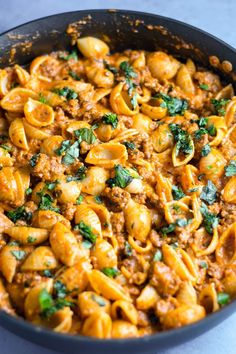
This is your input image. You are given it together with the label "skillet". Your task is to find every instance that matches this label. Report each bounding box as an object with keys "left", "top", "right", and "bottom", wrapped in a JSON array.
[{"left": 0, "top": 9, "right": 236, "bottom": 354}]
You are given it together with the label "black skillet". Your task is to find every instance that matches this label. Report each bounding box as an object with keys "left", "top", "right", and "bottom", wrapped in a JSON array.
[{"left": 0, "top": 9, "right": 236, "bottom": 354}]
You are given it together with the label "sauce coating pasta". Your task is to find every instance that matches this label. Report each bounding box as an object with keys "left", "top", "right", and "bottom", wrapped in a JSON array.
[{"left": 0, "top": 35, "right": 235, "bottom": 338}]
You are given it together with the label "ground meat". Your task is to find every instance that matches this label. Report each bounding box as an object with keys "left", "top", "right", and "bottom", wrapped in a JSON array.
[
  {"left": 208, "top": 202, "right": 221, "bottom": 215},
  {"left": 137, "top": 310, "right": 150, "bottom": 327},
  {"left": 110, "top": 212, "right": 125, "bottom": 235},
  {"left": 220, "top": 139, "right": 236, "bottom": 161},
  {"left": 194, "top": 71, "right": 221, "bottom": 93},
  {"left": 150, "top": 261, "right": 180, "bottom": 296},
  {"left": 14, "top": 272, "right": 42, "bottom": 288},
  {"left": 80, "top": 141, "right": 91, "bottom": 155},
  {"left": 155, "top": 297, "right": 178, "bottom": 319},
  {"left": 24, "top": 201, "right": 38, "bottom": 214},
  {"left": 32, "top": 154, "right": 66, "bottom": 181},
  {"left": 132, "top": 193, "right": 147, "bottom": 204},
  {"left": 142, "top": 139, "right": 153, "bottom": 159},
  {"left": 102, "top": 187, "right": 130, "bottom": 212},
  {"left": 220, "top": 202, "right": 236, "bottom": 230},
  {"left": 149, "top": 230, "right": 163, "bottom": 248},
  {"left": 193, "top": 133, "right": 209, "bottom": 160},
  {"left": 62, "top": 202, "right": 76, "bottom": 221},
  {"left": 118, "top": 116, "right": 133, "bottom": 129},
  {"left": 61, "top": 99, "right": 80, "bottom": 118}
]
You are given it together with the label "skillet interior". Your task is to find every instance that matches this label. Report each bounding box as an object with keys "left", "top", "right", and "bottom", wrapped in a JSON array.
[{"left": 0, "top": 9, "right": 236, "bottom": 354}]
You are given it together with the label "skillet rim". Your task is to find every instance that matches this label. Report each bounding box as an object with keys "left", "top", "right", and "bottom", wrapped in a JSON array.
[{"left": 0, "top": 8, "right": 236, "bottom": 350}]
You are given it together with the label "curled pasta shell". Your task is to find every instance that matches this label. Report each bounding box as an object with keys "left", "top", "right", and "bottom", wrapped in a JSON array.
[
  {"left": 32, "top": 210, "right": 71, "bottom": 230},
  {"left": 110, "top": 82, "right": 139, "bottom": 116},
  {"left": 86, "top": 64, "right": 114, "bottom": 88},
  {"left": 156, "top": 173, "right": 173, "bottom": 205},
  {"left": 21, "top": 246, "right": 59, "bottom": 271},
  {"left": 132, "top": 113, "right": 153, "bottom": 134},
  {"left": 24, "top": 98, "right": 55, "bottom": 127},
  {"left": 82, "top": 311, "right": 112, "bottom": 338},
  {"left": 223, "top": 176, "right": 236, "bottom": 203},
  {"left": 0, "top": 147, "right": 13, "bottom": 167},
  {"left": 50, "top": 222, "right": 86, "bottom": 266},
  {"left": 192, "top": 227, "right": 218, "bottom": 257},
  {"left": 51, "top": 307, "right": 73, "bottom": 333},
  {"left": 136, "top": 285, "right": 159, "bottom": 310},
  {"left": 9, "top": 118, "right": 28, "bottom": 150},
  {"left": 14, "top": 167, "right": 30, "bottom": 206},
  {"left": 14, "top": 65, "right": 30, "bottom": 86},
  {"left": 141, "top": 100, "right": 167, "bottom": 120},
  {"left": 162, "top": 305, "right": 205, "bottom": 329},
  {"left": 0, "top": 69, "right": 9, "bottom": 97},
  {"left": 81, "top": 167, "right": 109, "bottom": 195},
  {"left": 62, "top": 121, "right": 91, "bottom": 139},
  {"left": 225, "top": 97, "right": 236, "bottom": 127},
  {"left": 30, "top": 55, "right": 60, "bottom": 80},
  {"left": 5, "top": 226, "right": 48, "bottom": 245},
  {"left": 111, "top": 320, "right": 139, "bottom": 338},
  {"left": 176, "top": 282, "right": 197, "bottom": 306},
  {"left": 147, "top": 51, "right": 180, "bottom": 81},
  {"left": 78, "top": 291, "right": 111, "bottom": 318},
  {"left": 57, "top": 260, "right": 91, "bottom": 293},
  {"left": 125, "top": 199, "right": 151, "bottom": 243},
  {"left": 111, "top": 300, "right": 138, "bottom": 325},
  {"left": 85, "top": 143, "right": 128, "bottom": 168},
  {"left": 88, "top": 269, "right": 131, "bottom": 302},
  {"left": 0, "top": 244, "right": 26, "bottom": 282},
  {"left": 199, "top": 148, "right": 226, "bottom": 183},
  {"left": 55, "top": 178, "right": 82, "bottom": 204},
  {"left": 75, "top": 204, "right": 102, "bottom": 237},
  {"left": 1, "top": 88, "right": 38, "bottom": 112},
  {"left": 216, "top": 222, "right": 236, "bottom": 265},
  {"left": 0, "top": 212, "right": 14, "bottom": 233},
  {"left": 176, "top": 64, "right": 195, "bottom": 95},
  {"left": 172, "top": 138, "right": 194, "bottom": 167},
  {"left": 90, "top": 239, "right": 117, "bottom": 269},
  {"left": 23, "top": 118, "right": 51, "bottom": 140},
  {"left": 77, "top": 37, "right": 110, "bottom": 58},
  {"left": 199, "top": 283, "right": 219, "bottom": 313},
  {"left": 151, "top": 123, "right": 173, "bottom": 152},
  {"left": 0, "top": 167, "right": 17, "bottom": 203},
  {"left": 40, "top": 135, "right": 64, "bottom": 156},
  {"left": 207, "top": 116, "right": 227, "bottom": 146},
  {"left": 0, "top": 278, "right": 15, "bottom": 314}
]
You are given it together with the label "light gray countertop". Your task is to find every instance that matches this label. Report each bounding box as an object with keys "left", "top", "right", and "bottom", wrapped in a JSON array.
[{"left": 0, "top": 1, "right": 235, "bottom": 353}]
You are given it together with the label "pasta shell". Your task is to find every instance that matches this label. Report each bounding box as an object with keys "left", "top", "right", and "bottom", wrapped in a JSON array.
[
  {"left": 14, "top": 65, "right": 30, "bottom": 86},
  {"left": 40, "top": 135, "right": 64, "bottom": 156},
  {"left": 82, "top": 311, "right": 112, "bottom": 338},
  {"left": 176, "top": 282, "right": 197, "bottom": 306},
  {"left": 111, "top": 320, "right": 139, "bottom": 338},
  {"left": 55, "top": 177, "right": 82, "bottom": 204},
  {"left": 1, "top": 88, "right": 37, "bottom": 112},
  {"left": 75, "top": 204, "right": 102, "bottom": 237},
  {"left": 0, "top": 69, "right": 9, "bottom": 97},
  {"left": 0, "top": 244, "right": 26, "bottom": 282},
  {"left": 124, "top": 199, "right": 151, "bottom": 243},
  {"left": 21, "top": 246, "right": 59, "bottom": 271},
  {"left": 51, "top": 307, "right": 73, "bottom": 333},
  {"left": 151, "top": 123, "right": 173, "bottom": 152},
  {"left": 216, "top": 222, "right": 236, "bottom": 265},
  {"left": 162, "top": 305, "right": 205, "bottom": 329},
  {"left": 132, "top": 113, "right": 153, "bottom": 134},
  {"left": 5, "top": 226, "right": 48, "bottom": 245},
  {"left": 62, "top": 121, "right": 91, "bottom": 139},
  {"left": 23, "top": 118, "right": 51, "bottom": 140},
  {"left": 199, "top": 148, "right": 226, "bottom": 183},
  {"left": 88, "top": 270, "right": 131, "bottom": 302},
  {"left": 78, "top": 291, "right": 111, "bottom": 318},
  {"left": 0, "top": 167, "right": 17, "bottom": 203},
  {"left": 32, "top": 210, "right": 71, "bottom": 230},
  {"left": 172, "top": 137, "right": 194, "bottom": 167},
  {"left": 30, "top": 55, "right": 60, "bottom": 80},
  {"left": 81, "top": 166, "right": 109, "bottom": 195},
  {"left": 0, "top": 147, "right": 13, "bottom": 167},
  {"left": 223, "top": 176, "right": 236, "bottom": 203},
  {"left": 111, "top": 300, "right": 138, "bottom": 325},
  {"left": 57, "top": 260, "right": 91, "bottom": 293},
  {"left": 225, "top": 97, "right": 236, "bottom": 127},
  {"left": 24, "top": 98, "right": 55, "bottom": 127},
  {"left": 141, "top": 100, "right": 167, "bottom": 120},
  {"left": 176, "top": 64, "right": 195, "bottom": 95},
  {"left": 110, "top": 82, "right": 139, "bottom": 116},
  {"left": 77, "top": 37, "right": 110, "bottom": 58},
  {"left": 136, "top": 285, "right": 159, "bottom": 310},
  {"left": 199, "top": 283, "right": 219, "bottom": 313},
  {"left": 147, "top": 51, "right": 180, "bottom": 81},
  {"left": 14, "top": 166, "right": 30, "bottom": 206},
  {"left": 86, "top": 64, "right": 114, "bottom": 88},
  {"left": 9, "top": 118, "right": 28, "bottom": 150},
  {"left": 90, "top": 239, "right": 117, "bottom": 269},
  {"left": 85, "top": 143, "right": 128, "bottom": 168}
]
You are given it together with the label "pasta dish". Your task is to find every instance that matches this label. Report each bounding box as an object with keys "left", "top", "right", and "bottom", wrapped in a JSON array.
[{"left": 0, "top": 36, "right": 235, "bottom": 338}]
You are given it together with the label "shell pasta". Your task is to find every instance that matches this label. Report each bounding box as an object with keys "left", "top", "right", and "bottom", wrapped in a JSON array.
[{"left": 0, "top": 34, "right": 236, "bottom": 338}]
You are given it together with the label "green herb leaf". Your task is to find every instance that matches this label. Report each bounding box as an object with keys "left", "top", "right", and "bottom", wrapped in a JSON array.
[
  {"left": 158, "top": 93, "right": 188, "bottom": 116},
  {"left": 0, "top": 144, "right": 12, "bottom": 151},
  {"left": 200, "top": 180, "right": 217, "bottom": 205},
  {"left": 10, "top": 250, "right": 26, "bottom": 260},
  {"left": 91, "top": 294, "right": 106, "bottom": 306},
  {"left": 101, "top": 267, "right": 119, "bottom": 278},
  {"left": 104, "top": 60, "right": 118, "bottom": 74},
  {"left": 37, "top": 192, "right": 60, "bottom": 213},
  {"left": 43, "top": 270, "right": 53, "bottom": 278},
  {"left": 45, "top": 180, "right": 59, "bottom": 191},
  {"left": 172, "top": 185, "right": 185, "bottom": 200},
  {"left": 59, "top": 50, "right": 78, "bottom": 61},
  {"left": 25, "top": 187, "right": 32, "bottom": 195},
  {"left": 76, "top": 195, "right": 84, "bottom": 205},
  {"left": 29, "top": 153, "right": 40, "bottom": 167},
  {"left": 39, "top": 289, "right": 73, "bottom": 319},
  {"left": 74, "top": 221, "right": 96, "bottom": 245},
  {"left": 211, "top": 98, "right": 230, "bottom": 116},
  {"left": 153, "top": 249, "right": 162, "bottom": 261},
  {"left": 27, "top": 236, "right": 36, "bottom": 243},
  {"left": 102, "top": 113, "right": 118, "bottom": 129},
  {"left": 54, "top": 280, "right": 67, "bottom": 299},
  {"left": 106, "top": 164, "right": 133, "bottom": 188},
  {"left": 124, "top": 241, "right": 132, "bottom": 257},
  {"left": 38, "top": 93, "right": 48, "bottom": 104},
  {"left": 74, "top": 128, "right": 96, "bottom": 145},
  {"left": 217, "top": 292, "right": 230, "bottom": 306},
  {"left": 7, "top": 206, "right": 32, "bottom": 223},
  {"left": 225, "top": 160, "right": 236, "bottom": 177},
  {"left": 52, "top": 87, "right": 78, "bottom": 100},
  {"left": 94, "top": 195, "right": 103, "bottom": 204},
  {"left": 199, "top": 84, "right": 209, "bottom": 90},
  {"left": 82, "top": 240, "right": 93, "bottom": 249},
  {"left": 122, "top": 141, "right": 136, "bottom": 150},
  {"left": 119, "top": 61, "right": 137, "bottom": 104},
  {"left": 55, "top": 140, "right": 80, "bottom": 166},
  {"left": 199, "top": 260, "right": 208, "bottom": 269},
  {"left": 120, "top": 61, "right": 137, "bottom": 79},
  {"left": 169, "top": 123, "right": 193, "bottom": 156},
  {"left": 200, "top": 202, "right": 219, "bottom": 234},
  {"left": 160, "top": 223, "right": 176, "bottom": 236},
  {"left": 201, "top": 144, "right": 211, "bottom": 157}
]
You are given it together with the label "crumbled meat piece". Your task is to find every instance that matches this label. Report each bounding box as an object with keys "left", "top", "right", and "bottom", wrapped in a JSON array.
[
  {"left": 102, "top": 187, "right": 130, "bottom": 212},
  {"left": 132, "top": 193, "right": 147, "bottom": 204},
  {"left": 137, "top": 310, "right": 150, "bottom": 327},
  {"left": 149, "top": 230, "right": 163, "bottom": 248},
  {"left": 61, "top": 99, "right": 80, "bottom": 118},
  {"left": 193, "top": 133, "right": 209, "bottom": 160},
  {"left": 62, "top": 202, "right": 76, "bottom": 221},
  {"left": 110, "top": 212, "right": 125, "bottom": 234},
  {"left": 155, "top": 297, "right": 179, "bottom": 319},
  {"left": 31, "top": 154, "right": 66, "bottom": 181},
  {"left": 150, "top": 261, "right": 180, "bottom": 296},
  {"left": 142, "top": 139, "right": 153, "bottom": 159}
]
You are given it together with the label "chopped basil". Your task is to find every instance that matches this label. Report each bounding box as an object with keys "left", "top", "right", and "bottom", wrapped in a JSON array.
[
  {"left": 38, "top": 93, "right": 48, "bottom": 104},
  {"left": 82, "top": 240, "right": 93, "bottom": 249},
  {"left": 199, "top": 84, "right": 209, "bottom": 91},
  {"left": 74, "top": 221, "right": 96, "bottom": 246},
  {"left": 124, "top": 241, "right": 132, "bottom": 257},
  {"left": 106, "top": 164, "right": 133, "bottom": 188},
  {"left": 27, "top": 236, "right": 36, "bottom": 243},
  {"left": 37, "top": 192, "right": 60, "bottom": 213},
  {"left": 54, "top": 280, "right": 68, "bottom": 299},
  {"left": 160, "top": 223, "right": 176, "bottom": 236},
  {"left": 101, "top": 267, "right": 119, "bottom": 278},
  {"left": 7, "top": 206, "right": 32, "bottom": 223},
  {"left": 29, "top": 153, "right": 40, "bottom": 167},
  {"left": 43, "top": 270, "right": 53, "bottom": 278},
  {"left": 160, "top": 218, "right": 190, "bottom": 235},
  {"left": 120, "top": 61, "right": 137, "bottom": 80},
  {"left": 52, "top": 87, "right": 78, "bottom": 100},
  {"left": 67, "top": 166, "right": 87, "bottom": 182},
  {"left": 153, "top": 249, "right": 162, "bottom": 261},
  {"left": 91, "top": 294, "right": 106, "bottom": 306},
  {"left": 94, "top": 195, "right": 103, "bottom": 204},
  {"left": 157, "top": 93, "right": 188, "bottom": 116},
  {"left": 55, "top": 140, "right": 80, "bottom": 166},
  {"left": 45, "top": 180, "right": 59, "bottom": 191},
  {"left": 201, "top": 144, "right": 211, "bottom": 157},
  {"left": 0, "top": 144, "right": 12, "bottom": 151},
  {"left": 200, "top": 202, "right": 219, "bottom": 234},
  {"left": 211, "top": 98, "right": 230, "bottom": 116},
  {"left": 59, "top": 50, "right": 78, "bottom": 61},
  {"left": 39, "top": 288, "right": 73, "bottom": 319},
  {"left": 122, "top": 141, "right": 136, "bottom": 150},
  {"left": 102, "top": 113, "right": 118, "bottom": 129},
  {"left": 25, "top": 187, "right": 32, "bottom": 195},
  {"left": 104, "top": 60, "right": 118, "bottom": 74},
  {"left": 188, "top": 187, "right": 199, "bottom": 193},
  {"left": 199, "top": 260, "right": 208, "bottom": 269},
  {"left": 10, "top": 250, "right": 26, "bottom": 260},
  {"left": 119, "top": 61, "right": 137, "bottom": 108},
  {"left": 76, "top": 195, "right": 84, "bottom": 205},
  {"left": 225, "top": 160, "right": 236, "bottom": 177},
  {"left": 217, "top": 292, "right": 230, "bottom": 306},
  {"left": 200, "top": 180, "right": 217, "bottom": 205},
  {"left": 74, "top": 128, "right": 96, "bottom": 145},
  {"left": 172, "top": 185, "right": 185, "bottom": 200},
  {"left": 169, "top": 124, "right": 193, "bottom": 156}
]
